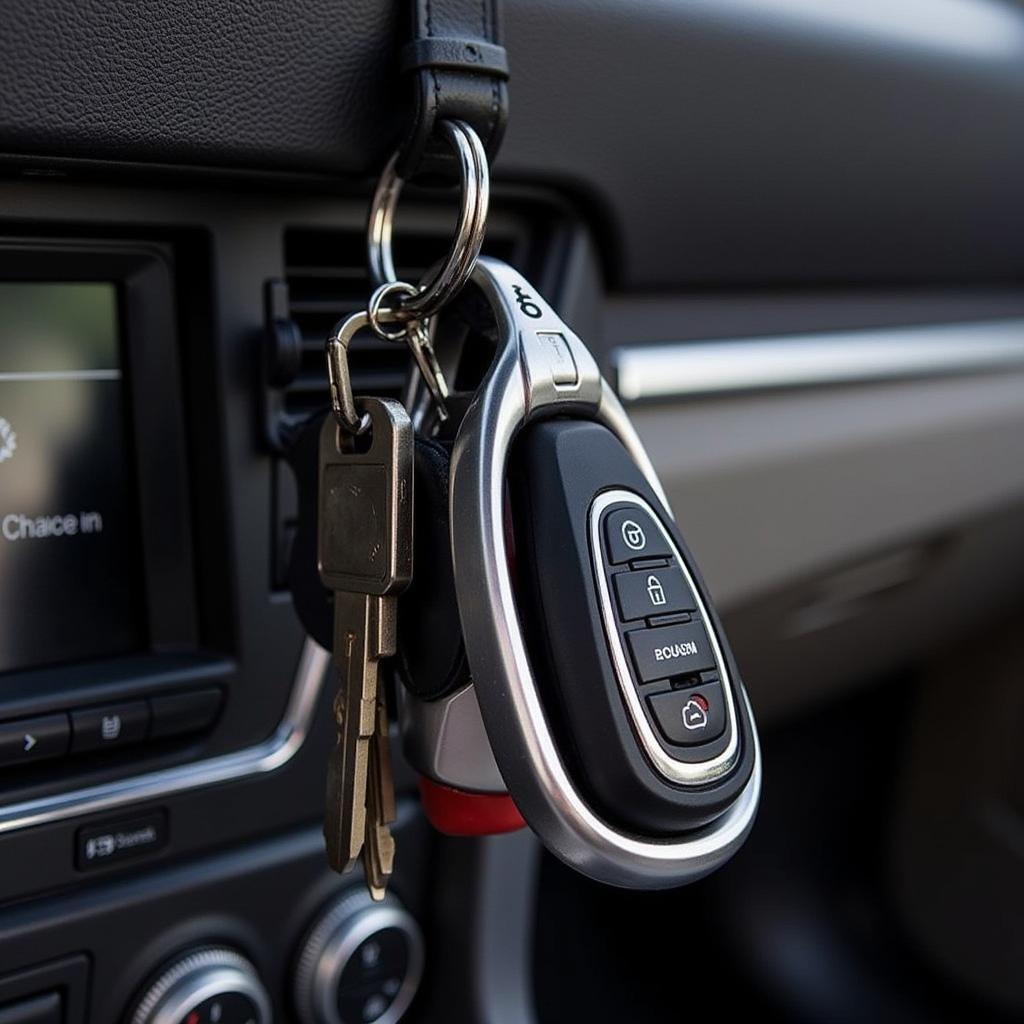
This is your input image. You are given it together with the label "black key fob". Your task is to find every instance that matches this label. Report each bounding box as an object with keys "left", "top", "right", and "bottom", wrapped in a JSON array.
[{"left": 443, "top": 258, "right": 761, "bottom": 888}]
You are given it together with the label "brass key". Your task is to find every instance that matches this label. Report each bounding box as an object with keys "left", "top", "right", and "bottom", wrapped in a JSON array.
[
  {"left": 363, "top": 698, "right": 397, "bottom": 900},
  {"left": 318, "top": 394, "right": 413, "bottom": 876}
]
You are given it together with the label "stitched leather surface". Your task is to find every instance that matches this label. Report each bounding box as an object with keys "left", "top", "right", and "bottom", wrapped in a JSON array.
[
  {"left": 2, "top": 0, "right": 1024, "bottom": 287},
  {"left": 0, "top": 0, "right": 403, "bottom": 173}
]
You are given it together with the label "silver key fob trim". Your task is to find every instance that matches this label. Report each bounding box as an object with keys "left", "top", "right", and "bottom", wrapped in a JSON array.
[{"left": 449, "top": 257, "right": 761, "bottom": 889}]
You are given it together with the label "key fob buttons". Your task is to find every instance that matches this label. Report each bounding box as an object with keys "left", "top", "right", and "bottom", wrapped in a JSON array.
[
  {"left": 604, "top": 508, "right": 674, "bottom": 564},
  {"left": 590, "top": 490, "right": 741, "bottom": 784}
]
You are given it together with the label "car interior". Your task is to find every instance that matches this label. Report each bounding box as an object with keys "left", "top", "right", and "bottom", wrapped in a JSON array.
[{"left": 1, "top": 1, "right": 1023, "bottom": 1022}]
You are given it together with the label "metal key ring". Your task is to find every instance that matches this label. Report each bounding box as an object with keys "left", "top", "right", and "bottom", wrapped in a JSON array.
[
  {"left": 367, "top": 119, "right": 489, "bottom": 323},
  {"left": 367, "top": 280, "right": 452, "bottom": 422},
  {"left": 366, "top": 281, "right": 420, "bottom": 341}
]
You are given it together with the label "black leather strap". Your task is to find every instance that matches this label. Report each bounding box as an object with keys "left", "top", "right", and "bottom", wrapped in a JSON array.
[
  {"left": 400, "top": 37, "right": 509, "bottom": 78},
  {"left": 397, "top": 0, "right": 509, "bottom": 180}
]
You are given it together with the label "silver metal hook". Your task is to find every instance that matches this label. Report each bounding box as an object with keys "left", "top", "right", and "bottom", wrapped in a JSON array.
[
  {"left": 326, "top": 311, "right": 374, "bottom": 435},
  {"left": 367, "top": 120, "right": 489, "bottom": 323},
  {"left": 366, "top": 281, "right": 450, "bottom": 422}
]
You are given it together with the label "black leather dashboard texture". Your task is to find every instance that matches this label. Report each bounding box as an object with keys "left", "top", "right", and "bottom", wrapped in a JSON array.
[
  {"left": 0, "top": 0, "right": 403, "bottom": 173},
  {"left": 1, "top": 0, "right": 1023, "bottom": 288}
]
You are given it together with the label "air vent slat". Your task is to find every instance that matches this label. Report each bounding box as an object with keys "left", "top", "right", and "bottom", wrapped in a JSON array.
[
  {"left": 289, "top": 299, "right": 365, "bottom": 314},
  {"left": 299, "top": 336, "right": 399, "bottom": 355},
  {"left": 271, "top": 211, "right": 542, "bottom": 439},
  {"left": 285, "top": 265, "right": 367, "bottom": 280},
  {"left": 288, "top": 369, "right": 407, "bottom": 393}
]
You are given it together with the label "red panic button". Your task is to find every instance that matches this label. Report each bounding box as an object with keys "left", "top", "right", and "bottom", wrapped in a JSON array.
[{"left": 418, "top": 777, "right": 526, "bottom": 836}]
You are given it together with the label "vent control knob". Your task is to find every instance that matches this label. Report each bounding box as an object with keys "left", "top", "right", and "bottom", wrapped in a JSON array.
[
  {"left": 294, "top": 888, "right": 423, "bottom": 1024},
  {"left": 130, "top": 946, "right": 271, "bottom": 1024}
]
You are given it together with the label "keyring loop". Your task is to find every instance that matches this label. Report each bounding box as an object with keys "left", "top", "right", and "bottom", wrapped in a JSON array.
[
  {"left": 326, "top": 311, "right": 374, "bottom": 435},
  {"left": 367, "top": 119, "right": 489, "bottom": 322},
  {"left": 367, "top": 280, "right": 451, "bottom": 422},
  {"left": 367, "top": 281, "right": 420, "bottom": 341}
]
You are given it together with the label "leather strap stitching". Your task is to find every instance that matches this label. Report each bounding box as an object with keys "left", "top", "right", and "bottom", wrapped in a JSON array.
[{"left": 397, "top": 0, "right": 508, "bottom": 179}]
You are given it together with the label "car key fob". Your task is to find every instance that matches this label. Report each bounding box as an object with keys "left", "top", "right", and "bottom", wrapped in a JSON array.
[
  {"left": 439, "top": 257, "right": 761, "bottom": 889},
  {"left": 509, "top": 420, "right": 755, "bottom": 835}
]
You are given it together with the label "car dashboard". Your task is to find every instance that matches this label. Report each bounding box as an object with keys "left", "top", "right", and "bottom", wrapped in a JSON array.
[{"left": 1, "top": 2, "right": 1024, "bottom": 1022}]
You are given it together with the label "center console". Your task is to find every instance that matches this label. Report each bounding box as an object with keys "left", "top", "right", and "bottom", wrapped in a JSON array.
[{"left": 0, "top": 177, "right": 583, "bottom": 1023}]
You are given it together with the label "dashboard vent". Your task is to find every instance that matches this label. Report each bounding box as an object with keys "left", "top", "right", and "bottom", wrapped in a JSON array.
[
  {"left": 271, "top": 205, "right": 544, "bottom": 439},
  {"left": 266, "top": 197, "right": 571, "bottom": 589}
]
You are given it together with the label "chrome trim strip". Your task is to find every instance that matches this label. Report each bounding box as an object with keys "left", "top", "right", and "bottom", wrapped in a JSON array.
[
  {"left": 613, "top": 319, "right": 1024, "bottom": 403},
  {"left": 589, "top": 490, "right": 739, "bottom": 784},
  {"left": 0, "top": 638, "right": 331, "bottom": 835},
  {"left": 450, "top": 257, "right": 760, "bottom": 889}
]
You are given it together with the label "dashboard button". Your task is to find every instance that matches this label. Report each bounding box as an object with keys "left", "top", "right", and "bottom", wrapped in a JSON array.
[
  {"left": 0, "top": 714, "right": 70, "bottom": 767},
  {"left": 70, "top": 701, "right": 149, "bottom": 753},
  {"left": 603, "top": 507, "right": 672, "bottom": 564},
  {"left": 148, "top": 688, "right": 223, "bottom": 740},
  {"left": 613, "top": 566, "right": 696, "bottom": 621},
  {"left": 627, "top": 621, "right": 716, "bottom": 681},
  {"left": 648, "top": 683, "right": 727, "bottom": 745},
  {"left": 0, "top": 992, "right": 62, "bottom": 1024}
]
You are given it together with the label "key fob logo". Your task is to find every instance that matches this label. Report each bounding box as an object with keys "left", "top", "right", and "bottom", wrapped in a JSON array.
[{"left": 512, "top": 284, "right": 543, "bottom": 319}]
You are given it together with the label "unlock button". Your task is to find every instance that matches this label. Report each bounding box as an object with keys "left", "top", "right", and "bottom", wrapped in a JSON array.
[
  {"left": 613, "top": 567, "right": 696, "bottom": 621},
  {"left": 604, "top": 508, "right": 673, "bottom": 564}
]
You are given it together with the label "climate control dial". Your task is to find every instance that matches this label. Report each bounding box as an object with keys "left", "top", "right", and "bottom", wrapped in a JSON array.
[
  {"left": 130, "top": 946, "right": 271, "bottom": 1024},
  {"left": 294, "top": 889, "right": 423, "bottom": 1024}
]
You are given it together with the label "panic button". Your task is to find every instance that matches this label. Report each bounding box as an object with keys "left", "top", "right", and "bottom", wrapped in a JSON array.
[
  {"left": 648, "top": 683, "right": 727, "bottom": 745},
  {"left": 627, "top": 621, "right": 716, "bottom": 682}
]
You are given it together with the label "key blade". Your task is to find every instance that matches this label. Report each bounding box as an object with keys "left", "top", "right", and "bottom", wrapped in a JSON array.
[
  {"left": 364, "top": 725, "right": 396, "bottom": 901},
  {"left": 369, "top": 587, "right": 399, "bottom": 663},
  {"left": 317, "top": 395, "right": 412, "bottom": 882},
  {"left": 324, "top": 595, "right": 386, "bottom": 873},
  {"left": 375, "top": 700, "right": 397, "bottom": 825},
  {"left": 325, "top": 729, "right": 368, "bottom": 871},
  {"left": 365, "top": 823, "right": 396, "bottom": 902},
  {"left": 363, "top": 727, "right": 383, "bottom": 897}
]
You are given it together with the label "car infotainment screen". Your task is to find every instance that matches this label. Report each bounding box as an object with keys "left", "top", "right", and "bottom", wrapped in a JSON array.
[{"left": 0, "top": 282, "right": 146, "bottom": 673}]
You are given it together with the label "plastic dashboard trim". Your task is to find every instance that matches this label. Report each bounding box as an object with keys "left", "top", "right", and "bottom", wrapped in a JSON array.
[
  {"left": 0, "top": 639, "right": 330, "bottom": 835},
  {"left": 613, "top": 319, "right": 1024, "bottom": 403}
]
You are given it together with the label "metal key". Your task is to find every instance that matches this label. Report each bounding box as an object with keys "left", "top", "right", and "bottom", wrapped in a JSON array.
[
  {"left": 318, "top": 394, "right": 413, "bottom": 875},
  {"left": 363, "top": 698, "right": 397, "bottom": 899}
]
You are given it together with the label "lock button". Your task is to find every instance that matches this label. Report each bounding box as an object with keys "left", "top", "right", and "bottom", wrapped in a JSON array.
[{"left": 613, "top": 566, "right": 696, "bottom": 622}]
